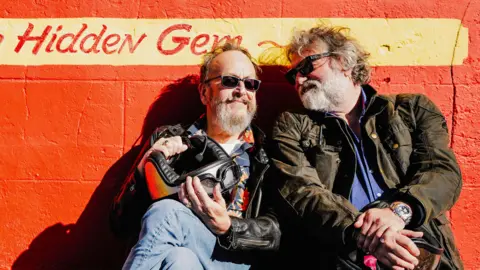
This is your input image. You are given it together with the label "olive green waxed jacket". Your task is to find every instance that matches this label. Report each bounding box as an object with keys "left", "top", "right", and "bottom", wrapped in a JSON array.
[{"left": 268, "top": 85, "right": 463, "bottom": 269}]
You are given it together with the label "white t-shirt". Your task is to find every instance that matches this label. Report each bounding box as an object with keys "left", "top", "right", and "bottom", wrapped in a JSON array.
[{"left": 219, "top": 140, "right": 241, "bottom": 155}]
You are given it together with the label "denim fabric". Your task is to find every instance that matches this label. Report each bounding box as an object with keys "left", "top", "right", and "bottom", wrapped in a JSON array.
[{"left": 122, "top": 199, "right": 251, "bottom": 270}]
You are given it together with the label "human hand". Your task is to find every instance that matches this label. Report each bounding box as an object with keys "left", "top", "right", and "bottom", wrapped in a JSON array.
[
  {"left": 372, "top": 229, "right": 423, "bottom": 270},
  {"left": 137, "top": 136, "right": 188, "bottom": 174},
  {"left": 178, "top": 176, "right": 231, "bottom": 235},
  {"left": 354, "top": 208, "right": 406, "bottom": 253}
]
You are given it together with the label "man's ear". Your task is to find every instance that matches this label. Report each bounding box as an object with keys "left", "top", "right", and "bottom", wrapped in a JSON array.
[{"left": 198, "top": 84, "right": 208, "bottom": 105}]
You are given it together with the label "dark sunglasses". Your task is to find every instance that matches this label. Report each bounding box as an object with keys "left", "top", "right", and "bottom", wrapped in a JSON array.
[
  {"left": 285, "top": 52, "right": 332, "bottom": 85},
  {"left": 204, "top": 75, "right": 261, "bottom": 92}
]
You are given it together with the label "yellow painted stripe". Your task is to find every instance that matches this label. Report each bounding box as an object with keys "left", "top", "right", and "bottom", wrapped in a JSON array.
[{"left": 0, "top": 18, "right": 468, "bottom": 66}]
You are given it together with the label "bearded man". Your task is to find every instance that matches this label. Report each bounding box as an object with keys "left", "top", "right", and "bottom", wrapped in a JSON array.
[
  {"left": 268, "top": 26, "right": 463, "bottom": 269},
  {"left": 111, "top": 42, "right": 280, "bottom": 270}
]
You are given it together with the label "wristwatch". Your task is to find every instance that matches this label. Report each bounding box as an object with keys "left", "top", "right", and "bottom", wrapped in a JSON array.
[{"left": 390, "top": 201, "right": 413, "bottom": 225}]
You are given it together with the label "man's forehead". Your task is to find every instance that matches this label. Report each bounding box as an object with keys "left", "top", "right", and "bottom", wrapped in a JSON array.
[
  {"left": 300, "top": 41, "right": 329, "bottom": 57},
  {"left": 209, "top": 51, "right": 256, "bottom": 76},
  {"left": 290, "top": 42, "right": 329, "bottom": 65}
]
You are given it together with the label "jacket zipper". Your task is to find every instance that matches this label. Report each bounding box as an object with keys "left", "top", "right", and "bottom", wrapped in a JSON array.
[
  {"left": 236, "top": 237, "right": 271, "bottom": 247},
  {"left": 246, "top": 163, "right": 270, "bottom": 217}
]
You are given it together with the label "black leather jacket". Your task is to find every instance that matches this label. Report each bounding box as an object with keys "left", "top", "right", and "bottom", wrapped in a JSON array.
[{"left": 110, "top": 123, "right": 281, "bottom": 252}]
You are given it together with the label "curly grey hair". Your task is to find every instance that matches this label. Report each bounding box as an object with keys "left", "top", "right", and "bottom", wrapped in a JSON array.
[{"left": 286, "top": 25, "right": 371, "bottom": 85}]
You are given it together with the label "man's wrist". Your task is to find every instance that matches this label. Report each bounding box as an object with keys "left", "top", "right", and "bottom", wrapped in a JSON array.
[
  {"left": 216, "top": 218, "right": 232, "bottom": 235},
  {"left": 389, "top": 201, "right": 413, "bottom": 226},
  {"left": 216, "top": 221, "right": 234, "bottom": 249}
]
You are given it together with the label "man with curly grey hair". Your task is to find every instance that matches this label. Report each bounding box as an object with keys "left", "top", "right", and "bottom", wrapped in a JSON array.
[{"left": 268, "top": 25, "right": 463, "bottom": 269}]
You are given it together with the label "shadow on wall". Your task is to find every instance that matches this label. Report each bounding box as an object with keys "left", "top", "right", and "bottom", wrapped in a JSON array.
[{"left": 11, "top": 66, "right": 300, "bottom": 270}]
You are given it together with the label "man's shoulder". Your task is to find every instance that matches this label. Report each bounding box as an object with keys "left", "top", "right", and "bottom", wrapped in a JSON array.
[
  {"left": 275, "top": 108, "right": 318, "bottom": 125},
  {"left": 377, "top": 92, "right": 431, "bottom": 107},
  {"left": 272, "top": 108, "right": 323, "bottom": 139}
]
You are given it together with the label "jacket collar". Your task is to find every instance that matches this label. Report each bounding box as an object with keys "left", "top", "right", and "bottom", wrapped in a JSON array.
[
  {"left": 186, "top": 114, "right": 268, "bottom": 164},
  {"left": 363, "top": 84, "right": 390, "bottom": 113}
]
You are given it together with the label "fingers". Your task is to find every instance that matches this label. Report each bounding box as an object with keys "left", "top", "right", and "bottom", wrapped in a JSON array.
[
  {"left": 169, "top": 136, "right": 188, "bottom": 155},
  {"left": 185, "top": 176, "right": 203, "bottom": 213},
  {"left": 137, "top": 136, "right": 188, "bottom": 173},
  {"left": 362, "top": 219, "right": 382, "bottom": 251},
  {"left": 360, "top": 212, "right": 374, "bottom": 236},
  {"left": 386, "top": 252, "right": 416, "bottom": 270},
  {"left": 376, "top": 246, "right": 412, "bottom": 270},
  {"left": 354, "top": 213, "right": 366, "bottom": 247},
  {"left": 376, "top": 246, "right": 415, "bottom": 270},
  {"left": 391, "top": 244, "right": 419, "bottom": 268},
  {"left": 399, "top": 229, "right": 424, "bottom": 239},
  {"left": 192, "top": 176, "right": 213, "bottom": 210},
  {"left": 151, "top": 136, "right": 188, "bottom": 159},
  {"left": 368, "top": 224, "right": 389, "bottom": 253},
  {"left": 396, "top": 233, "right": 421, "bottom": 257},
  {"left": 178, "top": 183, "right": 190, "bottom": 206},
  {"left": 375, "top": 228, "right": 419, "bottom": 269},
  {"left": 213, "top": 184, "right": 226, "bottom": 208},
  {"left": 357, "top": 212, "right": 374, "bottom": 248}
]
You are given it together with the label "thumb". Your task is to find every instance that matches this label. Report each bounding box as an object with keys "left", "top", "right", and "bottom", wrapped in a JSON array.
[
  {"left": 354, "top": 213, "right": 365, "bottom": 228},
  {"left": 180, "top": 143, "right": 188, "bottom": 152},
  {"left": 213, "top": 184, "right": 226, "bottom": 208}
]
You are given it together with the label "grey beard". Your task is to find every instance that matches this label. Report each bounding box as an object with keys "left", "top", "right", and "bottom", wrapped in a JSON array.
[
  {"left": 211, "top": 99, "right": 256, "bottom": 136},
  {"left": 299, "top": 74, "right": 350, "bottom": 112}
]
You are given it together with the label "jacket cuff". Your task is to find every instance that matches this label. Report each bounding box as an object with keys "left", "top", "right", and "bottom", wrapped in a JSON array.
[
  {"left": 393, "top": 192, "right": 426, "bottom": 228},
  {"left": 216, "top": 223, "right": 234, "bottom": 250}
]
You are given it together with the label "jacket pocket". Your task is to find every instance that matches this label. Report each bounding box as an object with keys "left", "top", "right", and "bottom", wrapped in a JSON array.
[
  {"left": 310, "top": 144, "right": 341, "bottom": 190},
  {"left": 381, "top": 116, "right": 413, "bottom": 176},
  {"left": 236, "top": 237, "right": 272, "bottom": 249}
]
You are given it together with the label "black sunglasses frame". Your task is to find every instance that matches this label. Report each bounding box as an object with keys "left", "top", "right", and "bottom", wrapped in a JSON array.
[
  {"left": 285, "top": 52, "right": 332, "bottom": 85},
  {"left": 204, "top": 75, "right": 261, "bottom": 92}
]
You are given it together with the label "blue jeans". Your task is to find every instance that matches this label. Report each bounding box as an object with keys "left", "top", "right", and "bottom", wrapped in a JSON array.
[{"left": 122, "top": 199, "right": 252, "bottom": 270}]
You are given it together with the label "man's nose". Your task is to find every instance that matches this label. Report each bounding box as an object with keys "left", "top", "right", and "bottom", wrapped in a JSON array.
[
  {"left": 233, "top": 82, "right": 247, "bottom": 95},
  {"left": 296, "top": 73, "right": 307, "bottom": 86}
]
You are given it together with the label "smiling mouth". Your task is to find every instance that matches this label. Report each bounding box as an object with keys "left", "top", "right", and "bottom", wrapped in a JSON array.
[
  {"left": 300, "top": 86, "right": 314, "bottom": 96},
  {"left": 227, "top": 99, "right": 247, "bottom": 105},
  {"left": 300, "top": 80, "right": 320, "bottom": 95}
]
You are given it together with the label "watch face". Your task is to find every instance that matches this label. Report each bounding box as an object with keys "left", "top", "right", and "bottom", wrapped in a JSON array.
[
  {"left": 391, "top": 203, "right": 413, "bottom": 224},
  {"left": 398, "top": 205, "right": 410, "bottom": 215}
]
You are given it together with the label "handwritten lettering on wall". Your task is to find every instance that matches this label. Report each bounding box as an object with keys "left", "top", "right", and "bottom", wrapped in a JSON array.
[{"left": 0, "top": 18, "right": 468, "bottom": 66}]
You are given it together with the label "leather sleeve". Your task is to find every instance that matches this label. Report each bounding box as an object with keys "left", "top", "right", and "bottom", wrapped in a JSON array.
[
  {"left": 395, "top": 94, "right": 462, "bottom": 227},
  {"left": 268, "top": 111, "right": 360, "bottom": 250},
  {"left": 110, "top": 125, "right": 183, "bottom": 237},
  {"left": 217, "top": 214, "right": 281, "bottom": 251},
  {"left": 110, "top": 141, "right": 151, "bottom": 237}
]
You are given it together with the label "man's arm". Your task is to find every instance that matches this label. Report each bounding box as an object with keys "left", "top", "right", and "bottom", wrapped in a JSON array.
[
  {"left": 393, "top": 94, "right": 462, "bottom": 227},
  {"left": 110, "top": 125, "right": 187, "bottom": 236},
  {"left": 269, "top": 111, "right": 360, "bottom": 249},
  {"left": 218, "top": 215, "right": 281, "bottom": 251},
  {"left": 179, "top": 177, "right": 281, "bottom": 251},
  {"left": 354, "top": 95, "right": 462, "bottom": 261}
]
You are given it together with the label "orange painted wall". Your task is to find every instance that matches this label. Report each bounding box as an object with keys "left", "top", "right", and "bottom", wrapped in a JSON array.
[{"left": 0, "top": 0, "right": 479, "bottom": 269}]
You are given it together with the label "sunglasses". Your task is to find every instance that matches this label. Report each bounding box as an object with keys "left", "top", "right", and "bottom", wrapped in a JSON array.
[
  {"left": 204, "top": 75, "right": 261, "bottom": 92},
  {"left": 285, "top": 52, "right": 332, "bottom": 85}
]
